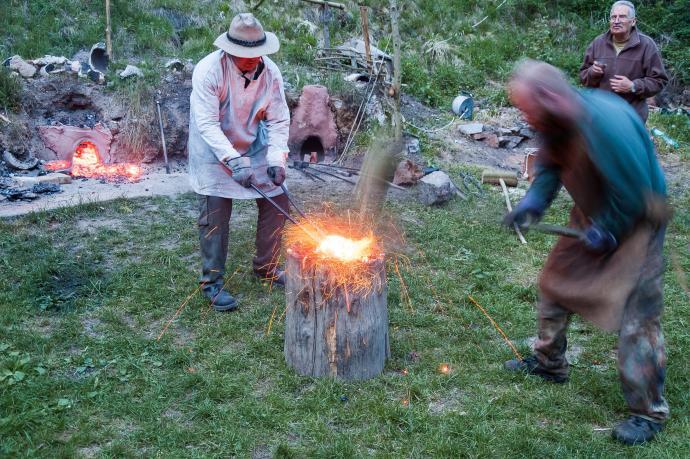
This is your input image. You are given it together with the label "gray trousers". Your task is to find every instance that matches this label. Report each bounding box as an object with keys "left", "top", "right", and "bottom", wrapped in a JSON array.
[
  {"left": 534, "top": 230, "right": 669, "bottom": 422},
  {"left": 197, "top": 193, "right": 288, "bottom": 290}
]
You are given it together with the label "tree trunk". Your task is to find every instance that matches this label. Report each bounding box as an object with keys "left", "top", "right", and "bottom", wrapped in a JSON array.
[{"left": 284, "top": 250, "right": 389, "bottom": 380}]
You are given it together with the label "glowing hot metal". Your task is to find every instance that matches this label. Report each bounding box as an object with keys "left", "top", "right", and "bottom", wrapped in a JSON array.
[{"left": 315, "top": 234, "right": 373, "bottom": 262}]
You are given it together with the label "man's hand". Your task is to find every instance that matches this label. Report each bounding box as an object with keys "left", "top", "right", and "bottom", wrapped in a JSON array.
[
  {"left": 583, "top": 224, "right": 617, "bottom": 253},
  {"left": 267, "top": 166, "right": 286, "bottom": 186},
  {"left": 224, "top": 156, "right": 255, "bottom": 188},
  {"left": 502, "top": 197, "right": 545, "bottom": 229},
  {"left": 610, "top": 75, "right": 634, "bottom": 94},
  {"left": 590, "top": 61, "right": 606, "bottom": 77}
]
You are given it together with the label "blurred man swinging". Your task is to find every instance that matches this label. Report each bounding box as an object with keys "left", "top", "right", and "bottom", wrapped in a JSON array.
[{"left": 504, "top": 60, "right": 670, "bottom": 445}]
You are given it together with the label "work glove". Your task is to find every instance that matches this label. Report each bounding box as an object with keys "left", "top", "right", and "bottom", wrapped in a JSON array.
[
  {"left": 224, "top": 156, "right": 255, "bottom": 188},
  {"left": 583, "top": 223, "right": 617, "bottom": 254},
  {"left": 267, "top": 166, "right": 286, "bottom": 186},
  {"left": 502, "top": 196, "right": 545, "bottom": 229}
]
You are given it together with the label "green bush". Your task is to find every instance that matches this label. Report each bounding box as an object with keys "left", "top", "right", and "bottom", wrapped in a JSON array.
[{"left": 0, "top": 68, "right": 21, "bottom": 112}]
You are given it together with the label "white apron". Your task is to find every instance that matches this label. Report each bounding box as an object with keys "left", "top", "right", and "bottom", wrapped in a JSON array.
[{"left": 188, "top": 51, "right": 290, "bottom": 199}]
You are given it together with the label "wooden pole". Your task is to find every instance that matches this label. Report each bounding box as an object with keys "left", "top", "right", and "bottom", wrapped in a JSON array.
[
  {"left": 360, "top": 5, "right": 372, "bottom": 70},
  {"left": 105, "top": 0, "right": 113, "bottom": 60},
  {"left": 499, "top": 178, "right": 527, "bottom": 244},
  {"left": 321, "top": 4, "right": 331, "bottom": 49},
  {"left": 389, "top": 0, "right": 402, "bottom": 142},
  {"left": 300, "top": 0, "right": 345, "bottom": 9}
]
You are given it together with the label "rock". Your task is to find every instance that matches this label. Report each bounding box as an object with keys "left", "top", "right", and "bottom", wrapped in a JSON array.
[
  {"left": 88, "top": 69, "right": 105, "bottom": 84},
  {"left": 119, "top": 64, "right": 144, "bottom": 79},
  {"left": 0, "top": 194, "right": 6, "bottom": 203},
  {"left": 69, "top": 61, "right": 82, "bottom": 73},
  {"left": 8, "top": 55, "right": 37, "bottom": 78},
  {"left": 13, "top": 173, "right": 72, "bottom": 186},
  {"left": 507, "top": 126, "right": 521, "bottom": 134},
  {"left": 458, "top": 123, "right": 484, "bottom": 136},
  {"left": 518, "top": 127, "right": 535, "bottom": 139},
  {"left": 165, "top": 59, "right": 184, "bottom": 72},
  {"left": 183, "top": 60, "right": 195, "bottom": 74},
  {"left": 39, "top": 63, "right": 66, "bottom": 77},
  {"left": 404, "top": 135, "right": 420, "bottom": 155},
  {"left": 31, "top": 55, "right": 68, "bottom": 66},
  {"left": 499, "top": 136, "right": 524, "bottom": 149},
  {"left": 682, "top": 89, "right": 690, "bottom": 106},
  {"left": 418, "top": 171, "right": 457, "bottom": 205},
  {"left": 484, "top": 133, "right": 500, "bottom": 148},
  {"left": 497, "top": 127, "right": 513, "bottom": 136},
  {"left": 393, "top": 159, "right": 424, "bottom": 186},
  {"left": 344, "top": 73, "right": 370, "bottom": 83}
]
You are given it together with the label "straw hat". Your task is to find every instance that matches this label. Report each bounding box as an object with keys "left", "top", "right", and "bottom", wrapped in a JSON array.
[{"left": 213, "top": 13, "right": 279, "bottom": 58}]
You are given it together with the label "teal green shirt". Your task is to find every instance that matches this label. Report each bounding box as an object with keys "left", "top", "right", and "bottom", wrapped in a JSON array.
[{"left": 525, "top": 89, "right": 666, "bottom": 240}]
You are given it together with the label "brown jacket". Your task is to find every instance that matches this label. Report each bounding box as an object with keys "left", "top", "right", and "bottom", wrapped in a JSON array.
[{"left": 579, "top": 29, "right": 668, "bottom": 122}]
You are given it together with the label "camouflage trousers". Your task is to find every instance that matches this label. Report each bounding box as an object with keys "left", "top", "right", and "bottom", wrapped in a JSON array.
[{"left": 534, "top": 229, "right": 669, "bottom": 422}]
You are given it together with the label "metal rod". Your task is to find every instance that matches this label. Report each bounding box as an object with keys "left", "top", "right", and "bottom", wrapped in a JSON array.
[
  {"left": 308, "top": 162, "right": 361, "bottom": 172},
  {"left": 250, "top": 183, "right": 297, "bottom": 225},
  {"left": 280, "top": 184, "right": 307, "bottom": 220},
  {"left": 155, "top": 100, "right": 171, "bottom": 174},
  {"left": 305, "top": 166, "right": 357, "bottom": 184},
  {"left": 530, "top": 223, "right": 584, "bottom": 239}
]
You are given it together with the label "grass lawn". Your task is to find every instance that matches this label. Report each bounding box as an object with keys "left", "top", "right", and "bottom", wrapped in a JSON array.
[{"left": 1, "top": 172, "right": 689, "bottom": 457}]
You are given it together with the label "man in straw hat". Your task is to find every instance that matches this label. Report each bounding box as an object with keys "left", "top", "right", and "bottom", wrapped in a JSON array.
[
  {"left": 503, "top": 59, "right": 670, "bottom": 445},
  {"left": 188, "top": 13, "right": 290, "bottom": 312}
]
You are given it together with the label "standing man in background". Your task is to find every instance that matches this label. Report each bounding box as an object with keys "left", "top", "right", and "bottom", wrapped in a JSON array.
[
  {"left": 580, "top": 1, "right": 668, "bottom": 122},
  {"left": 188, "top": 13, "right": 290, "bottom": 312}
]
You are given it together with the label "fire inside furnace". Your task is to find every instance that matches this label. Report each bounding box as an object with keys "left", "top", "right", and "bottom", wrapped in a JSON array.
[{"left": 44, "top": 141, "right": 142, "bottom": 181}]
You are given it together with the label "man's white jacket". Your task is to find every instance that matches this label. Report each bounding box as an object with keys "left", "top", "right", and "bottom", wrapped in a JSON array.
[{"left": 188, "top": 50, "right": 290, "bottom": 199}]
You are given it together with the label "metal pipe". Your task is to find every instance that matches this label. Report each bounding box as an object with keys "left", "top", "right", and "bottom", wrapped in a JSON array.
[
  {"left": 305, "top": 166, "right": 357, "bottom": 185},
  {"left": 155, "top": 100, "right": 171, "bottom": 174},
  {"left": 250, "top": 183, "right": 298, "bottom": 225},
  {"left": 529, "top": 223, "right": 584, "bottom": 240},
  {"left": 280, "top": 184, "right": 307, "bottom": 220}
]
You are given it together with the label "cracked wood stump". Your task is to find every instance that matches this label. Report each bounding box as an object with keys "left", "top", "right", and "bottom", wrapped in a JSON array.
[{"left": 284, "top": 250, "right": 389, "bottom": 380}]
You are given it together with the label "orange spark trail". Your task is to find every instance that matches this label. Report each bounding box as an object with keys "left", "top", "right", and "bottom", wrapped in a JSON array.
[
  {"left": 157, "top": 283, "right": 205, "bottom": 341},
  {"left": 467, "top": 295, "right": 523, "bottom": 360}
]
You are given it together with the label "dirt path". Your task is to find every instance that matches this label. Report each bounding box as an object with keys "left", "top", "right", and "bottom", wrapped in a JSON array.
[{"left": 0, "top": 163, "right": 384, "bottom": 219}]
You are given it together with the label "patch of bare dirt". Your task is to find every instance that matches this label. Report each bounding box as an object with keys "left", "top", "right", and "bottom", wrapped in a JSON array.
[
  {"left": 76, "top": 217, "right": 125, "bottom": 234},
  {"left": 81, "top": 315, "right": 104, "bottom": 339},
  {"left": 427, "top": 388, "right": 468, "bottom": 415}
]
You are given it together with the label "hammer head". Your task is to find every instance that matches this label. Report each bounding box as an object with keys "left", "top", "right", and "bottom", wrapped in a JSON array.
[{"left": 481, "top": 169, "right": 518, "bottom": 187}]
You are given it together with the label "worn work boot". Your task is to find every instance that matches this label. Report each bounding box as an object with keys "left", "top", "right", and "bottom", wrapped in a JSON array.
[
  {"left": 612, "top": 416, "right": 664, "bottom": 445},
  {"left": 504, "top": 354, "right": 568, "bottom": 384},
  {"left": 202, "top": 284, "right": 238, "bottom": 312},
  {"left": 253, "top": 268, "right": 286, "bottom": 287}
]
